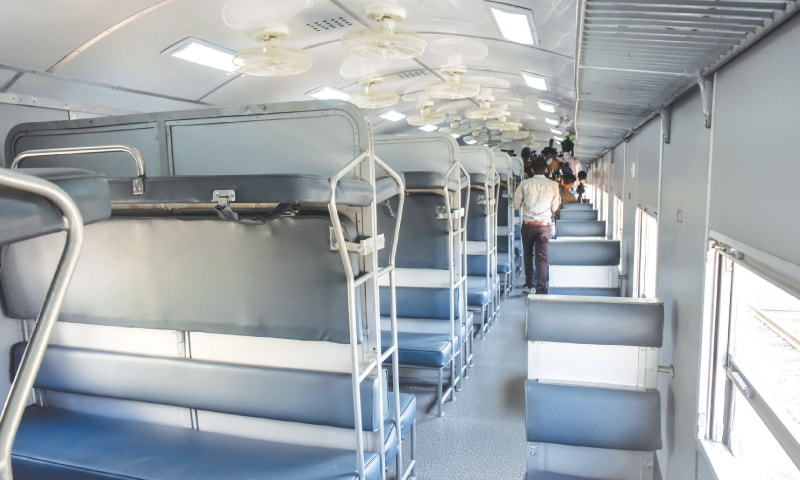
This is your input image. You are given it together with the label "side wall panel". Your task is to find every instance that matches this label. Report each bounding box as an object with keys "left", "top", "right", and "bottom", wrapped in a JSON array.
[
  {"left": 709, "top": 16, "right": 800, "bottom": 268},
  {"left": 656, "top": 91, "right": 712, "bottom": 480}
]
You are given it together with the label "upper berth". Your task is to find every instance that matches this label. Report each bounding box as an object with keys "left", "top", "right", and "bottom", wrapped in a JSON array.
[{"left": 0, "top": 168, "right": 110, "bottom": 244}]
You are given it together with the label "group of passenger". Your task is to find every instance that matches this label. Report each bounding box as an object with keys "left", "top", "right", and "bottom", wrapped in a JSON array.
[{"left": 513, "top": 141, "right": 588, "bottom": 295}]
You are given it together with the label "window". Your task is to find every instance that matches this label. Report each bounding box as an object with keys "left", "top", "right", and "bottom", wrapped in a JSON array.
[
  {"left": 703, "top": 245, "right": 800, "bottom": 478},
  {"left": 633, "top": 207, "right": 658, "bottom": 298},
  {"left": 613, "top": 195, "right": 623, "bottom": 241}
]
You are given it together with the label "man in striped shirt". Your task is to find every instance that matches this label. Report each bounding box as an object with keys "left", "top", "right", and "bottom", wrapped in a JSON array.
[{"left": 513, "top": 157, "right": 561, "bottom": 294}]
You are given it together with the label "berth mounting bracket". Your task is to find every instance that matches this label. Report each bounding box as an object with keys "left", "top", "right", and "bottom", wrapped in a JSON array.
[
  {"left": 697, "top": 76, "right": 713, "bottom": 128},
  {"left": 658, "top": 364, "right": 675, "bottom": 377},
  {"left": 436, "top": 206, "right": 466, "bottom": 220},
  {"left": 329, "top": 228, "right": 385, "bottom": 255},
  {"left": 476, "top": 194, "right": 487, "bottom": 206},
  {"left": 659, "top": 108, "right": 671, "bottom": 144}
]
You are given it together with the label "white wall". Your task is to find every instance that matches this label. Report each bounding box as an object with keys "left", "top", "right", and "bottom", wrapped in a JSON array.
[{"left": 656, "top": 90, "right": 712, "bottom": 480}]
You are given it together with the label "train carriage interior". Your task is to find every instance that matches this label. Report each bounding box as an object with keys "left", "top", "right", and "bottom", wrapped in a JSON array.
[{"left": 1, "top": 0, "right": 799, "bottom": 479}]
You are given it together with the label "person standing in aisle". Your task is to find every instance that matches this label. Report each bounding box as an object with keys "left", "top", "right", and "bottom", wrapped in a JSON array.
[{"left": 513, "top": 157, "right": 561, "bottom": 295}]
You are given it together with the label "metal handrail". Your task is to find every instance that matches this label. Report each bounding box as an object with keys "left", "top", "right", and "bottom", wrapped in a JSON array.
[
  {"left": 11, "top": 145, "right": 146, "bottom": 195},
  {"left": 0, "top": 169, "right": 86, "bottom": 480}
]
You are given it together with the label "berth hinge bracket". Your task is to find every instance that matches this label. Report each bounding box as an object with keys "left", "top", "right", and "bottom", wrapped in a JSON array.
[
  {"left": 660, "top": 108, "right": 671, "bottom": 144},
  {"left": 132, "top": 177, "right": 145, "bottom": 195},
  {"left": 697, "top": 76, "right": 713, "bottom": 128},
  {"left": 212, "top": 189, "right": 236, "bottom": 209},
  {"left": 329, "top": 228, "right": 385, "bottom": 255},
  {"left": 436, "top": 206, "right": 466, "bottom": 220}
]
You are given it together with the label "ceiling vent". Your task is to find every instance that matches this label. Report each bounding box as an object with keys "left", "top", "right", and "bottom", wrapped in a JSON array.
[{"left": 306, "top": 17, "right": 353, "bottom": 32}]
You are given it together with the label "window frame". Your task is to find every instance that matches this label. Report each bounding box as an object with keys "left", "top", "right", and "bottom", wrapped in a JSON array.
[{"left": 701, "top": 238, "right": 800, "bottom": 475}]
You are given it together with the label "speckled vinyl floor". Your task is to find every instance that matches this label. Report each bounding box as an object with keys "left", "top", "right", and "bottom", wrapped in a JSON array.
[{"left": 395, "top": 289, "right": 529, "bottom": 480}]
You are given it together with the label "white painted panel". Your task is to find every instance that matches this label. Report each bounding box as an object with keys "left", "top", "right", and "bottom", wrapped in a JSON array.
[
  {"left": 528, "top": 342, "right": 659, "bottom": 389},
  {"left": 189, "top": 332, "right": 352, "bottom": 373},
  {"left": 709, "top": 14, "right": 800, "bottom": 268},
  {"left": 378, "top": 268, "right": 452, "bottom": 287},
  {"left": 549, "top": 265, "right": 616, "bottom": 288},
  {"left": 636, "top": 119, "right": 661, "bottom": 212},
  {"left": 48, "top": 322, "right": 182, "bottom": 356}
]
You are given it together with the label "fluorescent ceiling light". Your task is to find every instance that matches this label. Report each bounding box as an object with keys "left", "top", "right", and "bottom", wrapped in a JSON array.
[
  {"left": 520, "top": 71, "right": 548, "bottom": 91},
  {"left": 379, "top": 110, "right": 406, "bottom": 122},
  {"left": 553, "top": 136, "right": 565, "bottom": 142},
  {"left": 451, "top": 133, "right": 461, "bottom": 139},
  {"left": 419, "top": 124, "right": 438, "bottom": 133},
  {"left": 163, "top": 37, "right": 237, "bottom": 73},
  {"left": 464, "top": 137, "right": 478, "bottom": 145},
  {"left": 307, "top": 85, "right": 351, "bottom": 101},
  {"left": 545, "top": 117, "right": 559, "bottom": 126},
  {"left": 489, "top": 3, "right": 536, "bottom": 45},
  {"left": 550, "top": 128, "right": 564, "bottom": 135},
  {"left": 537, "top": 101, "right": 556, "bottom": 113}
]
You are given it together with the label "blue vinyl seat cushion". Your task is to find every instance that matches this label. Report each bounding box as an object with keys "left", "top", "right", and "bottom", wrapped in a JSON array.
[
  {"left": 13, "top": 406, "right": 382, "bottom": 480},
  {"left": 382, "top": 331, "right": 453, "bottom": 367},
  {"left": 389, "top": 392, "right": 417, "bottom": 439},
  {"left": 527, "top": 471, "right": 597, "bottom": 480}
]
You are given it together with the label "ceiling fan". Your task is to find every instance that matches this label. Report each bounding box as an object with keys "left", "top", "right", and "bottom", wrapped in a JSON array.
[
  {"left": 407, "top": 100, "right": 446, "bottom": 126},
  {"left": 438, "top": 114, "right": 472, "bottom": 135},
  {"left": 232, "top": 25, "right": 312, "bottom": 77},
  {"left": 426, "top": 66, "right": 481, "bottom": 100},
  {"left": 341, "top": 2, "right": 427, "bottom": 60},
  {"left": 351, "top": 77, "right": 399, "bottom": 109},
  {"left": 464, "top": 90, "right": 509, "bottom": 121}
]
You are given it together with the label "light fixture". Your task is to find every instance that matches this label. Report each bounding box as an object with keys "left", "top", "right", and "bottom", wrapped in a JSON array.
[
  {"left": 379, "top": 110, "right": 406, "bottom": 122},
  {"left": 451, "top": 133, "right": 461, "bottom": 139},
  {"left": 550, "top": 128, "right": 564, "bottom": 135},
  {"left": 537, "top": 100, "right": 556, "bottom": 113},
  {"left": 307, "top": 85, "right": 351, "bottom": 101},
  {"left": 520, "top": 71, "right": 548, "bottom": 91},
  {"left": 545, "top": 117, "right": 559, "bottom": 126},
  {"left": 488, "top": 2, "right": 537, "bottom": 45},
  {"left": 464, "top": 137, "right": 478, "bottom": 145},
  {"left": 419, "top": 124, "right": 438, "bottom": 132},
  {"left": 163, "top": 37, "right": 237, "bottom": 73},
  {"left": 553, "top": 135, "right": 565, "bottom": 142}
]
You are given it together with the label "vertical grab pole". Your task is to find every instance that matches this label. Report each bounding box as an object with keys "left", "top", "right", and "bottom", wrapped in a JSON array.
[
  {"left": 374, "top": 155, "right": 407, "bottom": 478},
  {"left": 0, "top": 170, "right": 86, "bottom": 480}
]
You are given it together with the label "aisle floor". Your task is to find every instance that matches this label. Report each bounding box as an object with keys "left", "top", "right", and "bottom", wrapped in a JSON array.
[{"left": 398, "top": 290, "right": 529, "bottom": 480}]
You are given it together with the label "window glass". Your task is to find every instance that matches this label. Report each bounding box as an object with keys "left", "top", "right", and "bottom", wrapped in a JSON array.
[
  {"left": 704, "top": 257, "right": 800, "bottom": 478},
  {"left": 634, "top": 208, "right": 658, "bottom": 298},
  {"left": 729, "top": 389, "right": 800, "bottom": 479},
  {"left": 729, "top": 264, "right": 800, "bottom": 451}
]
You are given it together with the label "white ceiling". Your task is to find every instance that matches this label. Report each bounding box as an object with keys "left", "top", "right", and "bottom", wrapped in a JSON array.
[{"left": 0, "top": 0, "right": 794, "bottom": 161}]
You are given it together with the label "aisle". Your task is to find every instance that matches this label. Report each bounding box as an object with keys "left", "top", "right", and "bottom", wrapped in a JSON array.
[{"left": 404, "top": 290, "right": 529, "bottom": 480}]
